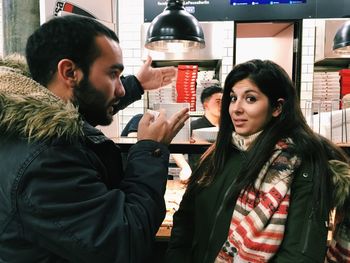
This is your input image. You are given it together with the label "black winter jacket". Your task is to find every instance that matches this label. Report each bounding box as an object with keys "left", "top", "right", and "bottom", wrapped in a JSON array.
[
  {"left": 166, "top": 147, "right": 350, "bottom": 263},
  {"left": 0, "top": 62, "right": 169, "bottom": 262}
]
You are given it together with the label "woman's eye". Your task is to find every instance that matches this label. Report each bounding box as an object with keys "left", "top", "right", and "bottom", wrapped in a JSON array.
[
  {"left": 230, "top": 96, "right": 237, "bottom": 102},
  {"left": 246, "top": 96, "right": 257, "bottom": 103}
]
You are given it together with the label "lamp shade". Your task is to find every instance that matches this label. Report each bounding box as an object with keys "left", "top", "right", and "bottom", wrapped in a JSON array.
[
  {"left": 333, "top": 20, "right": 350, "bottom": 54},
  {"left": 145, "top": 0, "right": 205, "bottom": 52}
]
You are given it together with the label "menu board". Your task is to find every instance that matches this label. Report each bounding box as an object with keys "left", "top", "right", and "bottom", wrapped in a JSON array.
[
  {"left": 230, "top": 0, "right": 306, "bottom": 5},
  {"left": 144, "top": 0, "right": 349, "bottom": 22}
]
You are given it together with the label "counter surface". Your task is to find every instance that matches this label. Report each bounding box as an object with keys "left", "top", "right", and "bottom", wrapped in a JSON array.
[
  {"left": 112, "top": 137, "right": 212, "bottom": 154},
  {"left": 156, "top": 180, "right": 186, "bottom": 240}
]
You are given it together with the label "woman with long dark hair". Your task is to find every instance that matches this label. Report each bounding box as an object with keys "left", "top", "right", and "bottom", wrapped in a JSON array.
[{"left": 166, "top": 59, "right": 350, "bottom": 262}]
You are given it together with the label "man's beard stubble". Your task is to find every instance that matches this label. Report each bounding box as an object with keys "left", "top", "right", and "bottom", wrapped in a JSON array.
[{"left": 72, "top": 76, "right": 114, "bottom": 127}]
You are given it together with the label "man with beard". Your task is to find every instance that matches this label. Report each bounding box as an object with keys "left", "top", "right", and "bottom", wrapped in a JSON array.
[{"left": 0, "top": 15, "right": 189, "bottom": 263}]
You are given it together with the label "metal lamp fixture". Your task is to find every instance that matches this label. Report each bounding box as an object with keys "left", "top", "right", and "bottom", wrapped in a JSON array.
[
  {"left": 333, "top": 20, "right": 350, "bottom": 54},
  {"left": 145, "top": 0, "right": 205, "bottom": 52}
]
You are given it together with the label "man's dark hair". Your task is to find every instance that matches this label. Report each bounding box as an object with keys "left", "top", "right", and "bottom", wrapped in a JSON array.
[
  {"left": 200, "top": 85, "right": 223, "bottom": 104},
  {"left": 25, "top": 15, "right": 119, "bottom": 86}
]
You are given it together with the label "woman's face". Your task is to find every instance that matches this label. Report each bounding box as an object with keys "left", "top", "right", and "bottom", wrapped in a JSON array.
[{"left": 229, "top": 78, "right": 281, "bottom": 136}]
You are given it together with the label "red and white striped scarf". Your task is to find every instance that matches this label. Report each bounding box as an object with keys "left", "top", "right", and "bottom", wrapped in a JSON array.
[
  {"left": 327, "top": 217, "right": 350, "bottom": 262},
  {"left": 215, "top": 137, "right": 300, "bottom": 263}
]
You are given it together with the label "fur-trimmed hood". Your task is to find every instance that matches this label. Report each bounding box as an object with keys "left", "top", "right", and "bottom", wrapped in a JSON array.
[
  {"left": 329, "top": 159, "right": 350, "bottom": 209},
  {"left": 0, "top": 54, "right": 83, "bottom": 141}
]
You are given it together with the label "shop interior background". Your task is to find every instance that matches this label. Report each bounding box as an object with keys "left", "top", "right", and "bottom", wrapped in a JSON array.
[{"left": 0, "top": 0, "right": 349, "bottom": 142}]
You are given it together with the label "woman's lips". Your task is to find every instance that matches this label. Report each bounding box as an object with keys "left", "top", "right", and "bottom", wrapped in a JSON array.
[{"left": 233, "top": 119, "right": 246, "bottom": 127}]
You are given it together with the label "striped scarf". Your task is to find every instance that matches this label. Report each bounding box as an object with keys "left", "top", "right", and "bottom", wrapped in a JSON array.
[
  {"left": 215, "top": 136, "right": 300, "bottom": 263},
  {"left": 327, "top": 214, "right": 350, "bottom": 262}
]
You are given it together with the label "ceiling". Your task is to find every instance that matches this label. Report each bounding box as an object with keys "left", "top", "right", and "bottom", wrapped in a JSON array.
[{"left": 236, "top": 22, "right": 294, "bottom": 38}]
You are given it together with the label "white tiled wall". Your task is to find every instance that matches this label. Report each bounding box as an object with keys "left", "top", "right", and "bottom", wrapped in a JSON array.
[
  {"left": 221, "top": 21, "right": 234, "bottom": 84},
  {"left": 117, "top": 0, "right": 145, "bottom": 133},
  {"left": 300, "top": 19, "right": 316, "bottom": 105}
]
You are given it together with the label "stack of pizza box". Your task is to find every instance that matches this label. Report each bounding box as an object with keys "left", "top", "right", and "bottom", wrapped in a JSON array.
[
  {"left": 176, "top": 65, "right": 198, "bottom": 112},
  {"left": 313, "top": 71, "right": 340, "bottom": 112}
]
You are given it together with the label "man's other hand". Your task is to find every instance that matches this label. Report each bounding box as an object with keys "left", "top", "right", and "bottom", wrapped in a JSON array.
[{"left": 136, "top": 56, "right": 177, "bottom": 91}]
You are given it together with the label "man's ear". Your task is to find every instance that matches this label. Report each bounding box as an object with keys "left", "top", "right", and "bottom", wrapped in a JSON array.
[
  {"left": 272, "top": 98, "right": 285, "bottom": 117},
  {"left": 203, "top": 100, "right": 209, "bottom": 110},
  {"left": 57, "top": 59, "right": 82, "bottom": 87}
]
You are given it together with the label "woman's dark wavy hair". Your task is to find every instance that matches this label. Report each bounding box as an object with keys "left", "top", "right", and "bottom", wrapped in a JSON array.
[
  {"left": 189, "top": 59, "right": 348, "bottom": 209},
  {"left": 25, "top": 15, "right": 119, "bottom": 86}
]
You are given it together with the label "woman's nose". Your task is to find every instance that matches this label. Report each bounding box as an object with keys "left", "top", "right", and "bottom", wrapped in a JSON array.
[{"left": 232, "top": 99, "right": 243, "bottom": 113}]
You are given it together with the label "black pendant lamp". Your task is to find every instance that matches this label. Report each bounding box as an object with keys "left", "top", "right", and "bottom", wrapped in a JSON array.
[
  {"left": 145, "top": 0, "right": 205, "bottom": 52},
  {"left": 333, "top": 20, "right": 350, "bottom": 54}
]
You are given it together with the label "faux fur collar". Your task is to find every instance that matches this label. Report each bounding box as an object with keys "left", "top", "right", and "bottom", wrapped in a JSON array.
[
  {"left": 0, "top": 55, "right": 83, "bottom": 141},
  {"left": 329, "top": 160, "right": 350, "bottom": 209}
]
